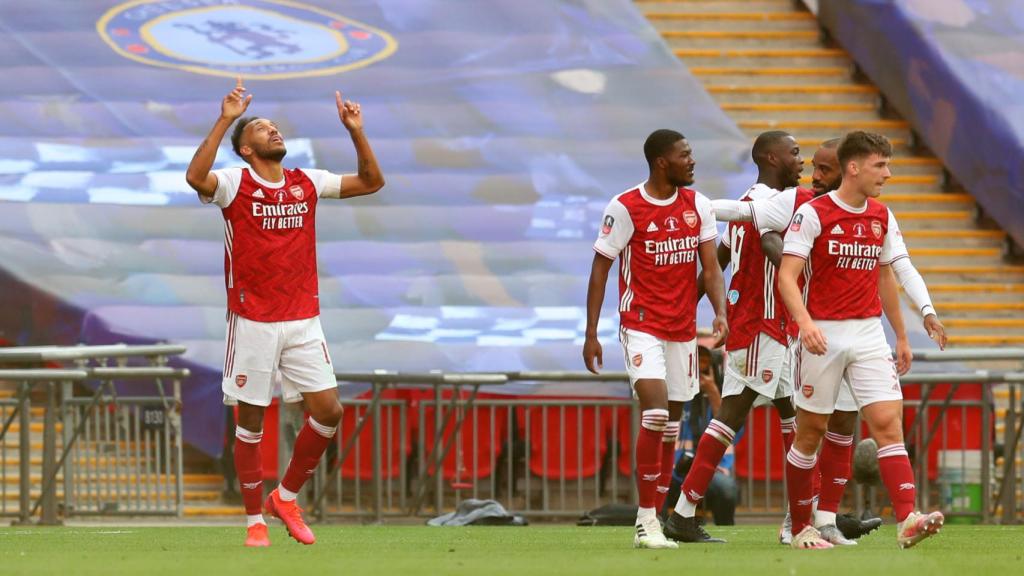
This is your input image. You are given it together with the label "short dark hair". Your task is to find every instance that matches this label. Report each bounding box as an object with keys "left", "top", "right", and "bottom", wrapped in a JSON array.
[
  {"left": 837, "top": 131, "right": 892, "bottom": 167},
  {"left": 230, "top": 116, "right": 259, "bottom": 157},
  {"left": 644, "top": 129, "right": 685, "bottom": 166},
  {"left": 751, "top": 130, "right": 792, "bottom": 165},
  {"left": 820, "top": 137, "right": 840, "bottom": 150}
]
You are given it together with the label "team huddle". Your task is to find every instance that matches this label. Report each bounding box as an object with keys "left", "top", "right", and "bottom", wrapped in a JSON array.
[
  {"left": 584, "top": 129, "right": 948, "bottom": 550},
  {"left": 188, "top": 79, "right": 947, "bottom": 550}
]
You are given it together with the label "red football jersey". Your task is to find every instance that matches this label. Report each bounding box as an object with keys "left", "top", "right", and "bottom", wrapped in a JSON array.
[
  {"left": 783, "top": 193, "right": 901, "bottom": 321},
  {"left": 207, "top": 167, "right": 338, "bottom": 322},
  {"left": 594, "top": 183, "right": 717, "bottom": 341},
  {"left": 722, "top": 185, "right": 814, "bottom": 350}
]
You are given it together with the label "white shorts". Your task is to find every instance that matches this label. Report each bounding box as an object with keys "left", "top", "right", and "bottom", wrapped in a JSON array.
[
  {"left": 620, "top": 328, "right": 699, "bottom": 403},
  {"left": 835, "top": 379, "right": 859, "bottom": 412},
  {"left": 723, "top": 333, "right": 793, "bottom": 400},
  {"left": 794, "top": 318, "right": 901, "bottom": 414},
  {"left": 222, "top": 312, "right": 337, "bottom": 407}
]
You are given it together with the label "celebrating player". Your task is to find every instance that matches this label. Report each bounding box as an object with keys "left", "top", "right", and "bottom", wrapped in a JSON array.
[
  {"left": 774, "top": 132, "right": 944, "bottom": 549},
  {"left": 669, "top": 131, "right": 807, "bottom": 544},
  {"left": 805, "top": 138, "right": 946, "bottom": 545},
  {"left": 583, "top": 129, "right": 728, "bottom": 549},
  {"left": 185, "top": 78, "right": 385, "bottom": 547}
]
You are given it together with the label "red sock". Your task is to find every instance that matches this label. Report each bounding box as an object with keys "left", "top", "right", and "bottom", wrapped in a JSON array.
[
  {"left": 818, "top": 432, "right": 853, "bottom": 514},
  {"left": 679, "top": 420, "right": 734, "bottom": 511},
  {"left": 281, "top": 418, "right": 336, "bottom": 494},
  {"left": 655, "top": 422, "right": 679, "bottom": 513},
  {"left": 786, "top": 447, "right": 817, "bottom": 535},
  {"left": 636, "top": 409, "right": 668, "bottom": 509},
  {"left": 877, "top": 443, "right": 916, "bottom": 522},
  {"left": 234, "top": 427, "right": 264, "bottom": 515}
]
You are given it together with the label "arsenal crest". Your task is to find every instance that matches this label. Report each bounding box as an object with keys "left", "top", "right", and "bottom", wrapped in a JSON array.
[
  {"left": 632, "top": 354, "right": 643, "bottom": 367},
  {"left": 289, "top": 185, "right": 304, "bottom": 200},
  {"left": 761, "top": 369, "right": 773, "bottom": 384},
  {"left": 871, "top": 220, "right": 883, "bottom": 238},
  {"left": 801, "top": 384, "right": 814, "bottom": 398},
  {"left": 235, "top": 374, "right": 248, "bottom": 388},
  {"left": 683, "top": 210, "right": 698, "bottom": 228}
]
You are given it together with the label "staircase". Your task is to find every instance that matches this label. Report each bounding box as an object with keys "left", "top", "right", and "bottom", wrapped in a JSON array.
[
  {"left": 0, "top": 387, "right": 223, "bottom": 519},
  {"left": 636, "top": 0, "right": 1024, "bottom": 347}
]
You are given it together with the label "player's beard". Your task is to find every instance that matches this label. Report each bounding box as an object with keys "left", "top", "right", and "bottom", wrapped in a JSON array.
[{"left": 255, "top": 143, "right": 287, "bottom": 163}]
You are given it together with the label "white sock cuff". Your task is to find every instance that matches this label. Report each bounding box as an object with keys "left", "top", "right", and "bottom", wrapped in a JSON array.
[
  {"left": 876, "top": 443, "right": 908, "bottom": 459},
  {"left": 308, "top": 417, "right": 337, "bottom": 439},
  {"left": 824, "top": 431, "right": 854, "bottom": 446},
  {"left": 235, "top": 426, "right": 263, "bottom": 444},
  {"left": 641, "top": 408, "right": 670, "bottom": 432},
  {"left": 706, "top": 419, "right": 736, "bottom": 444},
  {"left": 779, "top": 417, "right": 796, "bottom": 432},
  {"left": 787, "top": 447, "right": 817, "bottom": 469},
  {"left": 662, "top": 421, "right": 680, "bottom": 442}
]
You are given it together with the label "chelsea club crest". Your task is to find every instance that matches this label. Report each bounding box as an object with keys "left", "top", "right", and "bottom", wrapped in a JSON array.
[{"left": 97, "top": 0, "right": 397, "bottom": 80}]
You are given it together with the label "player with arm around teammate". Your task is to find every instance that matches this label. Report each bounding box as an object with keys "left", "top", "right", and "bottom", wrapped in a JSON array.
[
  {"left": 583, "top": 129, "right": 728, "bottom": 549},
  {"left": 185, "top": 79, "right": 384, "bottom": 547}
]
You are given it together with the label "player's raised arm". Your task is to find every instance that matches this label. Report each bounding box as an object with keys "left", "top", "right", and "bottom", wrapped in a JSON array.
[
  {"left": 334, "top": 91, "right": 385, "bottom": 198},
  {"left": 879, "top": 264, "right": 912, "bottom": 375},
  {"left": 186, "top": 78, "right": 252, "bottom": 200}
]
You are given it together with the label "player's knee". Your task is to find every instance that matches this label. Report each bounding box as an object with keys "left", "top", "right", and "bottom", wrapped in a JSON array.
[
  {"left": 828, "top": 410, "right": 858, "bottom": 436},
  {"left": 312, "top": 402, "right": 344, "bottom": 428}
]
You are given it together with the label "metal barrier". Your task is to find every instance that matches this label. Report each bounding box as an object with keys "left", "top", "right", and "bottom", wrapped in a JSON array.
[
  {"left": 0, "top": 345, "right": 190, "bottom": 522},
  {"left": 291, "top": 350, "right": 1024, "bottom": 522}
]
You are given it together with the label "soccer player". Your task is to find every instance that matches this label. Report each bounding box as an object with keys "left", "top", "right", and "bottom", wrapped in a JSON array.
[
  {"left": 776, "top": 131, "right": 944, "bottom": 549},
  {"left": 185, "top": 78, "right": 385, "bottom": 547},
  {"left": 583, "top": 129, "right": 728, "bottom": 549},
  {"left": 712, "top": 138, "right": 947, "bottom": 546},
  {"left": 668, "top": 131, "right": 807, "bottom": 544},
  {"left": 806, "top": 139, "right": 947, "bottom": 545}
]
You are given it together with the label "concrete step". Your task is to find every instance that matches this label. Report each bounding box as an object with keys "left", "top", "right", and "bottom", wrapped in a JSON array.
[
  {"left": 708, "top": 85, "right": 880, "bottom": 105},
  {"left": 661, "top": 29, "right": 823, "bottom": 48},
  {"left": 946, "top": 335, "right": 1024, "bottom": 346},
  {"left": 693, "top": 68, "right": 856, "bottom": 85},
  {"left": 649, "top": 14, "right": 819, "bottom": 32},
  {"left": 677, "top": 49, "right": 850, "bottom": 68},
  {"left": 738, "top": 119, "right": 911, "bottom": 140},
  {"left": 943, "top": 318, "right": 1024, "bottom": 329},
  {"left": 898, "top": 232, "right": 1004, "bottom": 249},
  {"left": 724, "top": 103, "right": 879, "bottom": 122},
  {"left": 635, "top": 0, "right": 799, "bottom": 13}
]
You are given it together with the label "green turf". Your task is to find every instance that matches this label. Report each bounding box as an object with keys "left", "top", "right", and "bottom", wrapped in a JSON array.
[{"left": 0, "top": 524, "right": 1021, "bottom": 576}]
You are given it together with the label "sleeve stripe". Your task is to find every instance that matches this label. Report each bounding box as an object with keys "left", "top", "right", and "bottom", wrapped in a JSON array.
[{"left": 881, "top": 253, "right": 910, "bottom": 266}]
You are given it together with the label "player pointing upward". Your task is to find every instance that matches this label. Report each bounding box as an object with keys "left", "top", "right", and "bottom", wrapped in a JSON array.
[{"left": 185, "top": 78, "right": 384, "bottom": 547}]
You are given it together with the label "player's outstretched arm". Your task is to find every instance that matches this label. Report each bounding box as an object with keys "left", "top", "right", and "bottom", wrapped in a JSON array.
[
  {"left": 711, "top": 199, "right": 753, "bottom": 222},
  {"left": 335, "top": 91, "right": 385, "bottom": 198},
  {"left": 698, "top": 240, "right": 729, "bottom": 347},
  {"left": 779, "top": 254, "right": 826, "bottom": 355},
  {"left": 583, "top": 253, "right": 614, "bottom": 374},
  {"left": 879, "top": 264, "right": 912, "bottom": 374},
  {"left": 186, "top": 78, "right": 252, "bottom": 200},
  {"left": 890, "top": 257, "right": 947, "bottom": 349}
]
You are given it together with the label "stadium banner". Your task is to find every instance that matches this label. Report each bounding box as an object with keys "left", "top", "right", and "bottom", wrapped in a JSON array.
[
  {"left": 819, "top": 0, "right": 1024, "bottom": 248},
  {"left": 0, "top": 0, "right": 755, "bottom": 456}
]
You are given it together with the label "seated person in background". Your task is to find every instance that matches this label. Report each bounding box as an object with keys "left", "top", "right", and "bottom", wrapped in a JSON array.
[{"left": 662, "top": 338, "right": 738, "bottom": 525}]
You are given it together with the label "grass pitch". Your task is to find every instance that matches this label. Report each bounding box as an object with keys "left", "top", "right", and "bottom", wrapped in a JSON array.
[{"left": 1, "top": 524, "right": 1021, "bottom": 576}]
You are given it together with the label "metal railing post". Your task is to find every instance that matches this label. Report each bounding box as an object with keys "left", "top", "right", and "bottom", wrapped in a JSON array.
[
  {"left": 15, "top": 382, "right": 31, "bottom": 525},
  {"left": 39, "top": 382, "right": 61, "bottom": 525}
]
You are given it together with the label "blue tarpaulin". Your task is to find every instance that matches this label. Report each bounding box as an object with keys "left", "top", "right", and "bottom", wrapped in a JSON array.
[
  {"left": 0, "top": 0, "right": 755, "bottom": 455},
  {"left": 819, "top": 0, "right": 1024, "bottom": 248}
]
